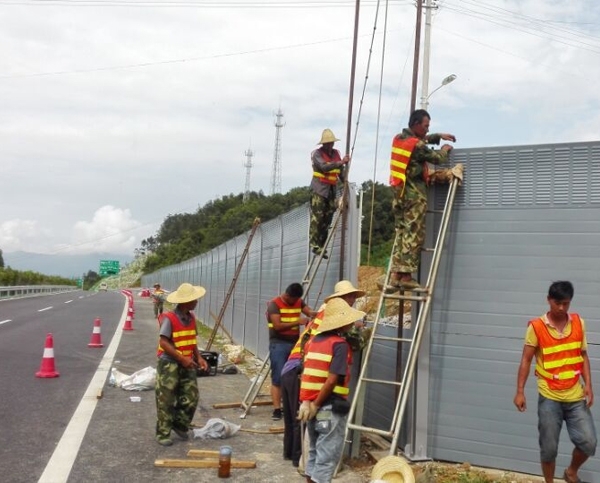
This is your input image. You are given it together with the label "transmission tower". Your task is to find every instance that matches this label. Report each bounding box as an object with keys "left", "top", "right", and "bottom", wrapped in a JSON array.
[
  {"left": 243, "top": 147, "right": 254, "bottom": 203},
  {"left": 270, "top": 108, "right": 285, "bottom": 195}
]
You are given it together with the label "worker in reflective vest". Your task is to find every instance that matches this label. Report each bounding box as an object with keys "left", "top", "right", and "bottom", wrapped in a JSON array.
[
  {"left": 384, "top": 109, "right": 462, "bottom": 291},
  {"left": 309, "top": 128, "right": 350, "bottom": 259},
  {"left": 297, "top": 298, "right": 366, "bottom": 483},
  {"left": 280, "top": 280, "right": 366, "bottom": 469},
  {"left": 514, "top": 281, "right": 596, "bottom": 483},
  {"left": 266, "top": 283, "right": 317, "bottom": 422},
  {"left": 155, "top": 283, "right": 209, "bottom": 447}
]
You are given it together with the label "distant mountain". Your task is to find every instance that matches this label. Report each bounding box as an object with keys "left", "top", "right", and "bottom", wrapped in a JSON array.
[{"left": 4, "top": 251, "right": 134, "bottom": 278}]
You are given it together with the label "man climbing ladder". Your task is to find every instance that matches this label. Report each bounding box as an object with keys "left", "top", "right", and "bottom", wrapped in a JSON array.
[{"left": 384, "top": 109, "right": 464, "bottom": 291}]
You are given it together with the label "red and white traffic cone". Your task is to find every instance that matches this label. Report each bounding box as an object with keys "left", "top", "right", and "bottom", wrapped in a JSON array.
[
  {"left": 88, "top": 317, "right": 104, "bottom": 348},
  {"left": 123, "top": 314, "right": 134, "bottom": 331},
  {"left": 36, "top": 333, "right": 60, "bottom": 378}
]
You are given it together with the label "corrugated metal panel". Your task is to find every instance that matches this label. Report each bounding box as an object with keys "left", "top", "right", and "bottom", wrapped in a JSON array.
[{"left": 426, "top": 141, "right": 600, "bottom": 481}]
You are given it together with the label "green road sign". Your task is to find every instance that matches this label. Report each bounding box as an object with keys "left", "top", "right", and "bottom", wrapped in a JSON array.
[{"left": 99, "top": 260, "right": 120, "bottom": 276}]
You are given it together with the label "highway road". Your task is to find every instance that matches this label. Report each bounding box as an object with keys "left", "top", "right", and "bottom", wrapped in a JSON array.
[{"left": 0, "top": 290, "right": 126, "bottom": 483}]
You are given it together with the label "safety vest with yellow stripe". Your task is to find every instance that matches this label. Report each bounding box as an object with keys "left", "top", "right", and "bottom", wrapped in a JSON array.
[
  {"left": 530, "top": 314, "right": 584, "bottom": 391},
  {"left": 312, "top": 148, "right": 342, "bottom": 185},
  {"left": 288, "top": 309, "right": 324, "bottom": 361},
  {"left": 156, "top": 311, "right": 197, "bottom": 358},
  {"left": 390, "top": 136, "right": 428, "bottom": 192},
  {"left": 268, "top": 296, "right": 303, "bottom": 341},
  {"left": 299, "top": 334, "right": 352, "bottom": 401}
]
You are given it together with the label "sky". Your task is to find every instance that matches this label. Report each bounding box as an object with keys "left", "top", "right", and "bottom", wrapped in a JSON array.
[{"left": 1, "top": 0, "right": 599, "bottom": 259}]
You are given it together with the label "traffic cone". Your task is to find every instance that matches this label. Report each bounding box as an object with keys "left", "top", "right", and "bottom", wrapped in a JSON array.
[
  {"left": 88, "top": 317, "right": 104, "bottom": 348},
  {"left": 36, "top": 333, "right": 60, "bottom": 378},
  {"left": 123, "top": 314, "right": 134, "bottom": 331}
]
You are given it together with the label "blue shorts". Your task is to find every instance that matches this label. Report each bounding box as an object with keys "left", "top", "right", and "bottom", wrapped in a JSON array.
[
  {"left": 538, "top": 394, "right": 597, "bottom": 462},
  {"left": 269, "top": 340, "right": 294, "bottom": 387}
]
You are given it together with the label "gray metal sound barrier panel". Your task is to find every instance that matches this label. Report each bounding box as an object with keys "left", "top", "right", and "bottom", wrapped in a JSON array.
[{"left": 422, "top": 141, "right": 600, "bottom": 480}]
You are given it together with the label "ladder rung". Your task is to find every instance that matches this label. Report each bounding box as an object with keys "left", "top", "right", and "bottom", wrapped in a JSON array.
[
  {"left": 361, "top": 377, "right": 403, "bottom": 387},
  {"left": 346, "top": 423, "right": 393, "bottom": 439},
  {"left": 427, "top": 209, "right": 444, "bottom": 214},
  {"left": 422, "top": 248, "right": 435, "bottom": 252},
  {"left": 383, "top": 293, "right": 428, "bottom": 302},
  {"left": 372, "top": 334, "right": 413, "bottom": 343}
]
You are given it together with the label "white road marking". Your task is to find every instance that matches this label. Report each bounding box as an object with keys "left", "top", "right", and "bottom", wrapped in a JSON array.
[
  {"left": 38, "top": 306, "right": 53, "bottom": 312},
  {"left": 38, "top": 300, "right": 128, "bottom": 483},
  {"left": 64, "top": 300, "right": 73, "bottom": 304},
  {"left": 0, "top": 319, "right": 11, "bottom": 325}
]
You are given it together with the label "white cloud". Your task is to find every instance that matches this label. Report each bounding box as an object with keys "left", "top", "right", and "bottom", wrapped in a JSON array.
[
  {"left": 67, "top": 206, "right": 144, "bottom": 255},
  {"left": 0, "top": 219, "right": 40, "bottom": 252}
]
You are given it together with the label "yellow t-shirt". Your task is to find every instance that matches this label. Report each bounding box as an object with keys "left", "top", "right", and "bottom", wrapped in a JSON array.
[{"left": 525, "top": 313, "right": 587, "bottom": 402}]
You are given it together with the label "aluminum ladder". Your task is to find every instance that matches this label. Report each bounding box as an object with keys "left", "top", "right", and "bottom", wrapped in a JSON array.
[{"left": 341, "top": 176, "right": 460, "bottom": 457}]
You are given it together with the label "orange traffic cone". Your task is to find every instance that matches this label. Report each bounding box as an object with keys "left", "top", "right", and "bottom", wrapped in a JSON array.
[
  {"left": 88, "top": 317, "right": 104, "bottom": 348},
  {"left": 123, "top": 314, "right": 134, "bottom": 331},
  {"left": 36, "top": 333, "right": 60, "bottom": 378}
]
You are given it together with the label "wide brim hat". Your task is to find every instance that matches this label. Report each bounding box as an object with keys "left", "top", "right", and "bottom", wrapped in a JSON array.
[
  {"left": 318, "top": 128, "right": 340, "bottom": 145},
  {"left": 370, "top": 455, "right": 415, "bottom": 483},
  {"left": 316, "top": 297, "right": 365, "bottom": 333},
  {"left": 166, "top": 283, "right": 206, "bottom": 304},
  {"left": 153, "top": 283, "right": 160, "bottom": 288},
  {"left": 324, "top": 280, "right": 366, "bottom": 303}
]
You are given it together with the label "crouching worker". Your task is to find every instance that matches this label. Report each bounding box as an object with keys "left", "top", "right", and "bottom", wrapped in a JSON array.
[
  {"left": 298, "top": 298, "right": 366, "bottom": 483},
  {"left": 155, "top": 282, "right": 209, "bottom": 446}
]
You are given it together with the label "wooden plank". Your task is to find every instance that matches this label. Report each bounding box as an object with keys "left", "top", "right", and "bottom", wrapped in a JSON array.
[
  {"left": 187, "top": 450, "right": 220, "bottom": 458},
  {"left": 238, "top": 426, "right": 284, "bottom": 434},
  {"left": 154, "top": 458, "right": 256, "bottom": 469},
  {"left": 212, "top": 399, "right": 273, "bottom": 409}
]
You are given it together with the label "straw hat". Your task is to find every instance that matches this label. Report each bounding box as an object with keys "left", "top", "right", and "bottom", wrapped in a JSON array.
[
  {"left": 166, "top": 283, "right": 206, "bottom": 304},
  {"left": 324, "top": 280, "right": 366, "bottom": 303},
  {"left": 316, "top": 298, "right": 365, "bottom": 333},
  {"left": 370, "top": 456, "right": 415, "bottom": 483},
  {"left": 318, "top": 128, "right": 340, "bottom": 145}
]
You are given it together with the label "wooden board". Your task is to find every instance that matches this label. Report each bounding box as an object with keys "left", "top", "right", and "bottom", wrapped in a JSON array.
[
  {"left": 212, "top": 399, "right": 273, "bottom": 409},
  {"left": 155, "top": 458, "right": 256, "bottom": 469}
]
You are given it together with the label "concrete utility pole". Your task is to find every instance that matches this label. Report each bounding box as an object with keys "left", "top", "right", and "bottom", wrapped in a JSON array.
[
  {"left": 270, "top": 108, "right": 285, "bottom": 195},
  {"left": 419, "top": 0, "right": 434, "bottom": 110},
  {"left": 243, "top": 148, "right": 253, "bottom": 203}
]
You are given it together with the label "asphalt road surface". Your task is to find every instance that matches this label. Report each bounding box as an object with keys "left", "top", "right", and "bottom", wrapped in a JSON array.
[{"left": 0, "top": 290, "right": 367, "bottom": 483}]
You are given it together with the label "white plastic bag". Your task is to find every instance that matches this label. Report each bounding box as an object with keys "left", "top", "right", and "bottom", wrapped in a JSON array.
[
  {"left": 118, "top": 366, "right": 156, "bottom": 391},
  {"left": 192, "top": 418, "right": 241, "bottom": 440}
]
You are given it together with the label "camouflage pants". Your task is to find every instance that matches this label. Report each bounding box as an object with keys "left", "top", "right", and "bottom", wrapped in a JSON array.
[
  {"left": 153, "top": 302, "right": 164, "bottom": 318},
  {"left": 309, "top": 193, "right": 336, "bottom": 250},
  {"left": 391, "top": 184, "right": 428, "bottom": 274},
  {"left": 155, "top": 358, "right": 199, "bottom": 439}
]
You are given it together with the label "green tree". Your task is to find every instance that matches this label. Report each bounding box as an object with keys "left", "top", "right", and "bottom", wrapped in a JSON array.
[{"left": 0, "top": 248, "right": 4, "bottom": 268}]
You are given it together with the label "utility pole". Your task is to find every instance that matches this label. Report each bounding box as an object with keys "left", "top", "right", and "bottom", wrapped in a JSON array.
[
  {"left": 409, "top": 0, "right": 424, "bottom": 113},
  {"left": 420, "top": 0, "right": 435, "bottom": 110},
  {"left": 243, "top": 148, "right": 253, "bottom": 203},
  {"left": 270, "top": 108, "right": 285, "bottom": 195}
]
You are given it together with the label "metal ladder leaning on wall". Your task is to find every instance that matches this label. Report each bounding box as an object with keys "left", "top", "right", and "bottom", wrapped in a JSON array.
[
  {"left": 341, "top": 176, "right": 460, "bottom": 456},
  {"left": 239, "top": 209, "right": 342, "bottom": 419}
]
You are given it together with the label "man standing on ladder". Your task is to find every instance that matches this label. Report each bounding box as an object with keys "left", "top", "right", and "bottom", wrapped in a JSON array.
[
  {"left": 309, "top": 128, "right": 350, "bottom": 259},
  {"left": 267, "top": 283, "right": 317, "bottom": 420},
  {"left": 385, "top": 109, "right": 463, "bottom": 290}
]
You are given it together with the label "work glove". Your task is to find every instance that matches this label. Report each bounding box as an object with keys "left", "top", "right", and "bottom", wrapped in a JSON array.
[
  {"left": 450, "top": 163, "right": 464, "bottom": 185},
  {"left": 297, "top": 401, "right": 319, "bottom": 422}
]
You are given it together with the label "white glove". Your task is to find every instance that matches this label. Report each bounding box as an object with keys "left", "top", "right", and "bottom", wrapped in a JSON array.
[
  {"left": 297, "top": 401, "right": 319, "bottom": 422},
  {"left": 450, "top": 163, "right": 464, "bottom": 184},
  {"left": 297, "top": 401, "right": 311, "bottom": 422}
]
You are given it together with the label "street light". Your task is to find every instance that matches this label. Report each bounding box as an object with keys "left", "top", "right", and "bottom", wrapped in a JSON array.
[{"left": 421, "top": 74, "right": 457, "bottom": 110}]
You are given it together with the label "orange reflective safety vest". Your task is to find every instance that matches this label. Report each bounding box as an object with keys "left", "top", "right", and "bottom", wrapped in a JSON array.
[
  {"left": 288, "top": 309, "right": 324, "bottom": 361},
  {"left": 299, "top": 334, "right": 352, "bottom": 401},
  {"left": 313, "top": 149, "right": 342, "bottom": 185},
  {"left": 268, "top": 296, "right": 303, "bottom": 339},
  {"left": 530, "top": 314, "right": 584, "bottom": 390},
  {"left": 156, "top": 311, "right": 197, "bottom": 358},
  {"left": 390, "top": 136, "right": 428, "bottom": 192}
]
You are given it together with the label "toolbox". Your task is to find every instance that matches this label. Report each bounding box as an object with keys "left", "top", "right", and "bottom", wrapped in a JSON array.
[{"left": 196, "top": 350, "right": 219, "bottom": 377}]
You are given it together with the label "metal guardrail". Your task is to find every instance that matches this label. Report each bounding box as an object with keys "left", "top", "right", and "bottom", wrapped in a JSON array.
[{"left": 0, "top": 285, "right": 78, "bottom": 300}]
